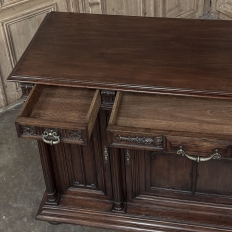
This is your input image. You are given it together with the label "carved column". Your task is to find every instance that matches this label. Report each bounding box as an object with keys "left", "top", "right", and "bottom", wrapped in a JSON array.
[
  {"left": 37, "top": 140, "right": 59, "bottom": 204},
  {"left": 110, "top": 147, "right": 125, "bottom": 211},
  {"left": 20, "top": 83, "right": 34, "bottom": 99}
]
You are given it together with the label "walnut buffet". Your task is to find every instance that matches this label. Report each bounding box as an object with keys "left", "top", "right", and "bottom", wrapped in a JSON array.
[{"left": 8, "top": 12, "right": 232, "bottom": 231}]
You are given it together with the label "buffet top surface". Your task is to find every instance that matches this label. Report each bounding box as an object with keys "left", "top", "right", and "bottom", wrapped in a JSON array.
[{"left": 8, "top": 12, "right": 232, "bottom": 97}]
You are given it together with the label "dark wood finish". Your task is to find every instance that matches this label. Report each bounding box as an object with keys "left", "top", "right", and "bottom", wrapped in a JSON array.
[
  {"left": 7, "top": 11, "right": 232, "bottom": 98},
  {"left": 15, "top": 85, "right": 100, "bottom": 144},
  {"left": 108, "top": 92, "right": 232, "bottom": 140},
  {"left": 20, "top": 83, "right": 34, "bottom": 99},
  {"left": 9, "top": 12, "right": 232, "bottom": 232}
]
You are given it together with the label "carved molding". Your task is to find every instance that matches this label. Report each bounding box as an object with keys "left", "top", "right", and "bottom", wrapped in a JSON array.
[
  {"left": 101, "top": 89, "right": 116, "bottom": 107},
  {"left": 20, "top": 126, "right": 83, "bottom": 142},
  {"left": 2, "top": 2, "right": 57, "bottom": 69},
  {"left": 0, "top": 0, "right": 30, "bottom": 10},
  {"left": 115, "top": 135, "right": 163, "bottom": 148}
]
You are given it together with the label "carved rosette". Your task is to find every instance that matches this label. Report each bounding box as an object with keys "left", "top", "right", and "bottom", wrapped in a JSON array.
[
  {"left": 21, "top": 125, "right": 36, "bottom": 135},
  {"left": 115, "top": 135, "right": 163, "bottom": 148}
]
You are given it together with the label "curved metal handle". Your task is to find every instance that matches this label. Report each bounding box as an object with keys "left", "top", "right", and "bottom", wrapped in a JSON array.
[
  {"left": 177, "top": 146, "right": 221, "bottom": 162},
  {"left": 42, "top": 130, "right": 60, "bottom": 145}
]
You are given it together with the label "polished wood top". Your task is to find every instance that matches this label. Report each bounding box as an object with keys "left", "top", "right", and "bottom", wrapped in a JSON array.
[{"left": 8, "top": 12, "right": 232, "bottom": 97}]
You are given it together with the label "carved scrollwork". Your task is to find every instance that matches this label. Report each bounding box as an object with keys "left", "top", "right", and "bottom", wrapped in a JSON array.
[
  {"left": 115, "top": 135, "right": 163, "bottom": 148},
  {"left": 21, "top": 125, "right": 36, "bottom": 135}
]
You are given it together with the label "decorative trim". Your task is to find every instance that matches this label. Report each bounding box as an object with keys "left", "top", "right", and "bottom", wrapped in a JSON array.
[
  {"left": 100, "top": 89, "right": 116, "bottom": 107},
  {"left": 64, "top": 130, "right": 83, "bottom": 141},
  {"left": 21, "top": 125, "right": 36, "bottom": 135},
  {"left": 103, "top": 146, "right": 109, "bottom": 163},
  {"left": 125, "top": 149, "right": 130, "bottom": 165},
  {"left": 115, "top": 135, "right": 163, "bottom": 148},
  {"left": 101, "top": 90, "right": 116, "bottom": 95},
  {"left": 20, "top": 83, "right": 34, "bottom": 98},
  {"left": 0, "top": 0, "right": 30, "bottom": 10},
  {"left": 20, "top": 125, "right": 83, "bottom": 142}
]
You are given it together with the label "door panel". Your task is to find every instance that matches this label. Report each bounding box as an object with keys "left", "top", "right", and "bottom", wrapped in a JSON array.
[
  {"left": 150, "top": 152, "right": 192, "bottom": 192},
  {"left": 197, "top": 159, "right": 232, "bottom": 195},
  {"left": 125, "top": 148, "right": 232, "bottom": 205}
]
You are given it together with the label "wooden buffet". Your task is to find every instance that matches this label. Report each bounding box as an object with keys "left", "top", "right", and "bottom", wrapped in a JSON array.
[{"left": 8, "top": 12, "right": 232, "bottom": 231}]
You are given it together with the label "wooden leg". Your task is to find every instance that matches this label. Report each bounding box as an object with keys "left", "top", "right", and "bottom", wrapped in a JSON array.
[
  {"left": 110, "top": 147, "right": 125, "bottom": 212},
  {"left": 37, "top": 140, "right": 59, "bottom": 204}
]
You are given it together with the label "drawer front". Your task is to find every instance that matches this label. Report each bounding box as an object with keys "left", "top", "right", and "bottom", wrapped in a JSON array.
[
  {"left": 16, "top": 124, "right": 85, "bottom": 145},
  {"left": 15, "top": 85, "right": 100, "bottom": 145},
  {"left": 165, "top": 136, "right": 232, "bottom": 159}
]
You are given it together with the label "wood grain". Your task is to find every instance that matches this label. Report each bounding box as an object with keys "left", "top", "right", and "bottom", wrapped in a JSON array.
[
  {"left": 8, "top": 12, "right": 232, "bottom": 98},
  {"left": 114, "top": 92, "right": 232, "bottom": 137}
]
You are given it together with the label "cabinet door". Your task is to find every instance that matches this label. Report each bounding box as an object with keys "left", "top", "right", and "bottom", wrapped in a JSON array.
[
  {"left": 125, "top": 148, "right": 232, "bottom": 204},
  {"left": 124, "top": 148, "right": 232, "bottom": 228}
]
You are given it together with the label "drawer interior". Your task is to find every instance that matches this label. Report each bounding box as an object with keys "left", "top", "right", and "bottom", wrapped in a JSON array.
[
  {"left": 108, "top": 91, "right": 232, "bottom": 139},
  {"left": 16, "top": 85, "right": 100, "bottom": 144}
]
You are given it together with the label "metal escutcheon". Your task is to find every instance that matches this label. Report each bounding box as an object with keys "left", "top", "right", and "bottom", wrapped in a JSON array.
[
  {"left": 177, "top": 146, "right": 221, "bottom": 162},
  {"left": 42, "top": 130, "right": 60, "bottom": 145}
]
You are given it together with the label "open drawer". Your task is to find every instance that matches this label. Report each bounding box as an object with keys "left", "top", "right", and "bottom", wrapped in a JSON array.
[
  {"left": 15, "top": 85, "right": 100, "bottom": 145},
  {"left": 107, "top": 91, "right": 232, "bottom": 158}
]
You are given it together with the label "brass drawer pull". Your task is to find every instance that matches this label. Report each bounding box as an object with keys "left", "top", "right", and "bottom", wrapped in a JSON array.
[
  {"left": 42, "top": 130, "right": 60, "bottom": 145},
  {"left": 177, "top": 146, "right": 221, "bottom": 162}
]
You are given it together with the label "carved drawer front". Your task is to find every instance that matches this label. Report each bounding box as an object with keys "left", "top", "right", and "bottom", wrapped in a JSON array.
[
  {"left": 15, "top": 85, "right": 100, "bottom": 145},
  {"left": 107, "top": 91, "right": 232, "bottom": 150}
]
